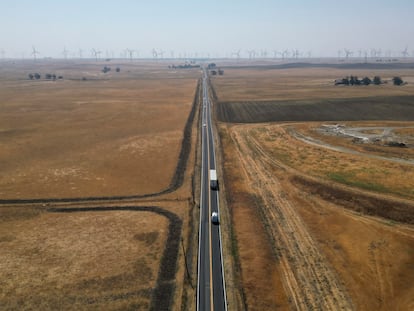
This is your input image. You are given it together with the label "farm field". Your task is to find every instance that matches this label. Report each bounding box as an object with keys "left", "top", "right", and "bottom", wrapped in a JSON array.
[
  {"left": 0, "top": 60, "right": 201, "bottom": 310},
  {"left": 213, "top": 64, "right": 414, "bottom": 310},
  {"left": 0, "top": 60, "right": 199, "bottom": 199},
  {"left": 0, "top": 207, "right": 169, "bottom": 310}
]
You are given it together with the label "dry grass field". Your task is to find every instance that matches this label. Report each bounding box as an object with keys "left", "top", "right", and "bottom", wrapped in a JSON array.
[
  {"left": 213, "top": 64, "right": 414, "bottom": 310},
  {"left": 0, "top": 60, "right": 201, "bottom": 310},
  {"left": 0, "top": 60, "right": 199, "bottom": 199},
  {"left": 213, "top": 65, "right": 414, "bottom": 102},
  {"left": 0, "top": 207, "right": 168, "bottom": 310}
]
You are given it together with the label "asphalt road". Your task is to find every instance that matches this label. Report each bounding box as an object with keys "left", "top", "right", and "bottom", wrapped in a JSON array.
[{"left": 197, "top": 70, "right": 227, "bottom": 311}]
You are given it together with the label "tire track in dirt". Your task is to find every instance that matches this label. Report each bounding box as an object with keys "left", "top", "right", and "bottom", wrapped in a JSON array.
[
  {"left": 230, "top": 127, "right": 353, "bottom": 310},
  {"left": 288, "top": 127, "right": 414, "bottom": 166}
]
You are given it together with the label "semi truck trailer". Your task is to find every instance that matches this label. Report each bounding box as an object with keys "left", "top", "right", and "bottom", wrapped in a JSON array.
[{"left": 210, "top": 169, "right": 219, "bottom": 190}]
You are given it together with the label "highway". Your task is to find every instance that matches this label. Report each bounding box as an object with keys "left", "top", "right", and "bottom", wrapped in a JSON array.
[{"left": 197, "top": 69, "right": 227, "bottom": 311}]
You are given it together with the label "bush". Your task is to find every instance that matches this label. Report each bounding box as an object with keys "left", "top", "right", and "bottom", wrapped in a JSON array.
[
  {"left": 373, "top": 76, "right": 382, "bottom": 85},
  {"left": 393, "top": 76, "right": 404, "bottom": 86},
  {"left": 362, "top": 77, "right": 371, "bottom": 85}
]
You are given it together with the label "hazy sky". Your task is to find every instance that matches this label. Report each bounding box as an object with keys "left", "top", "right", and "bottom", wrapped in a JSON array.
[{"left": 1, "top": 0, "right": 413, "bottom": 58}]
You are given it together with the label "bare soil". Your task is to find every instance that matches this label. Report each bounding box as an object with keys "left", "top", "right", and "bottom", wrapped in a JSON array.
[{"left": 216, "top": 96, "right": 414, "bottom": 123}]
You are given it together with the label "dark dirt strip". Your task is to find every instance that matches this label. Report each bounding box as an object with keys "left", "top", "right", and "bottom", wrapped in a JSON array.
[{"left": 216, "top": 96, "right": 414, "bottom": 123}]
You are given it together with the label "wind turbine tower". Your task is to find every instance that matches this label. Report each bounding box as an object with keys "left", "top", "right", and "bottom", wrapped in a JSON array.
[
  {"left": 247, "top": 50, "right": 256, "bottom": 59},
  {"left": 282, "top": 49, "right": 289, "bottom": 60},
  {"left": 91, "top": 48, "right": 101, "bottom": 61},
  {"left": 402, "top": 46, "right": 409, "bottom": 58},
  {"left": 344, "top": 49, "right": 353, "bottom": 60},
  {"left": 126, "top": 48, "right": 135, "bottom": 61},
  {"left": 232, "top": 49, "right": 241, "bottom": 59},
  {"left": 62, "top": 47, "right": 69, "bottom": 60},
  {"left": 152, "top": 49, "right": 158, "bottom": 59},
  {"left": 31, "top": 46, "right": 40, "bottom": 61},
  {"left": 292, "top": 49, "right": 300, "bottom": 59}
]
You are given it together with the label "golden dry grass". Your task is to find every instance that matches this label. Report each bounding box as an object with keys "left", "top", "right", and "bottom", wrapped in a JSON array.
[
  {"left": 0, "top": 207, "right": 168, "bottom": 310},
  {"left": 212, "top": 67, "right": 414, "bottom": 102},
  {"left": 0, "top": 61, "right": 199, "bottom": 199},
  {"left": 0, "top": 60, "right": 200, "bottom": 311},
  {"left": 250, "top": 123, "right": 414, "bottom": 199}
]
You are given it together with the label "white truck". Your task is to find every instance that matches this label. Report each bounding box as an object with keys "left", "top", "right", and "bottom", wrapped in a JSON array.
[{"left": 210, "top": 169, "right": 219, "bottom": 190}]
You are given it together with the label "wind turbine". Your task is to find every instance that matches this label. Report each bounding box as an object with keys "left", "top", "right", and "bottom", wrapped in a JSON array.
[
  {"left": 232, "top": 49, "right": 241, "bottom": 59},
  {"left": 344, "top": 48, "right": 353, "bottom": 60},
  {"left": 126, "top": 48, "right": 135, "bottom": 61},
  {"left": 151, "top": 48, "right": 158, "bottom": 59},
  {"left": 282, "top": 49, "right": 289, "bottom": 60},
  {"left": 62, "top": 46, "right": 69, "bottom": 60},
  {"left": 402, "top": 46, "right": 409, "bottom": 58},
  {"left": 31, "top": 46, "right": 40, "bottom": 61},
  {"left": 364, "top": 50, "right": 368, "bottom": 63},
  {"left": 292, "top": 49, "right": 300, "bottom": 59},
  {"left": 260, "top": 49, "right": 268, "bottom": 58},
  {"left": 91, "top": 48, "right": 101, "bottom": 61},
  {"left": 247, "top": 50, "right": 256, "bottom": 59}
]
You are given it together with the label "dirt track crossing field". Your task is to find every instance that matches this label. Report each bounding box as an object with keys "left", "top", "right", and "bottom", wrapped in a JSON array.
[{"left": 229, "top": 127, "right": 353, "bottom": 310}]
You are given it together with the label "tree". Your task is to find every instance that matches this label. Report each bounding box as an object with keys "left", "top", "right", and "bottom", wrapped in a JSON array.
[
  {"left": 362, "top": 77, "right": 371, "bottom": 85},
  {"left": 28, "top": 73, "right": 34, "bottom": 80},
  {"left": 342, "top": 77, "right": 350, "bottom": 85},
  {"left": 392, "top": 76, "right": 404, "bottom": 86},
  {"left": 115, "top": 67, "right": 120, "bottom": 72},
  {"left": 373, "top": 76, "right": 382, "bottom": 85},
  {"left": 34, "top": 73, "right": 41, "bottom": 79}
]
